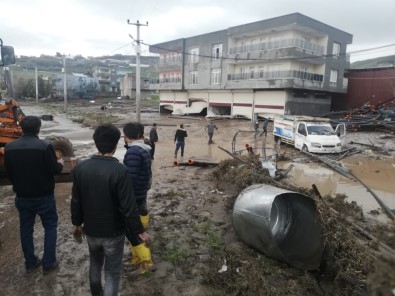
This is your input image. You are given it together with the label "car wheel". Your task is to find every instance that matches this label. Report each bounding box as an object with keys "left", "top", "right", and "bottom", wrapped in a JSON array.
[{"left": 302, "top": 145, "right": 308, "bottom": 152}]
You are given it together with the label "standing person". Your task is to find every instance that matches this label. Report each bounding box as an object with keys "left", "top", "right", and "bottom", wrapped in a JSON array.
[
  {"left": 254, "top": 120, "right": 259, "bottom": 138},
  {"left": 123, "top": 122, "right": 155, "bottom": 274},
  {"left": 149, "top": 123, "right": 158, "bottom": 160},
  {"left": 174, "top": 123, "right": 188, "bottom": 158},
  {"left": 4, "top": 115, "right": 64, "bottom": 274},
  {"left": 71, "top": 124, "right": 150, "bottom": 295},
  {"left": 260, "top": 118, "right": 269, "bottom": 137},
  {"left": 205, "top": 120, "right": 218, "bottom": 144}
]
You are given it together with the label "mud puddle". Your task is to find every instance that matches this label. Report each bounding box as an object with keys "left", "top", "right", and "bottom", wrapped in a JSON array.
[{"left": 287, "top": 161, "right": 395, "bottom": 222}]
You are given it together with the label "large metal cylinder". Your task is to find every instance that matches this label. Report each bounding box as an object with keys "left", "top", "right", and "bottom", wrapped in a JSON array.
[{"left": 232, "top": 184, "right": 324, "bottom": 270}]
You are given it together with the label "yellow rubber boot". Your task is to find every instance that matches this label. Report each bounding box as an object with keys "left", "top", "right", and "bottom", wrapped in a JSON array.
[
  {"left": 133, "top": 243, "right": 155, "bottom": 274},
  {"left": 140, "top": 214, "right": 149, "bottom": 229},
  {"left": 129, "top": 243, "right": 140, "bottom": 266}
]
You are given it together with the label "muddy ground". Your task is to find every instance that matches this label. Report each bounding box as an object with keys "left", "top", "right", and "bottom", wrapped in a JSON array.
[{"left": 0, "top": 98, "right": 394, "bottom": 295}]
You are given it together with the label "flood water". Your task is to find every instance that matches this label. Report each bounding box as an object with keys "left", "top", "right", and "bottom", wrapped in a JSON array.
[
  {"left": 288, "top": 161, "right": 395, "bottom": 222},
  {"left": 21, "top": 105, "right": 395, "bottom": 224}
]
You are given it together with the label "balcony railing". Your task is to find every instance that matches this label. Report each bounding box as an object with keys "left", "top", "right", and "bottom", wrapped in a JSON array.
[
  {"left": 227, "top": 70, "right": 324, "bottom": 82},
  {"left": 150, "top": 77, "right": 182, "bottom": 84},
  {"left": 152, "top": 56, "right": 182, "bottom": 65},
  {"left": 229, "top": 38, "right": 325, "bottom": 56}
]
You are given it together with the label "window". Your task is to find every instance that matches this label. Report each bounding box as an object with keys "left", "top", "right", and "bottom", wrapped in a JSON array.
[
  {"left": 330, "top": 70, "right": 338, "bottom": 83},
  {"left": 259, "top": 67, "right": 264, "bottom": 78},
  {"left": 212, "top": 44, "right": 222, "bottom": 60},
  {"left": 241, "top": 41, "right": 249, "bottom": 53},
  {"left": 268, "top": 64, "right": 281, "bottom": 78},
  {"left": 190, "top": 71, "right": 198, "bottom": 85},
  {"left": 332, "top": 42, "right": 341, "bottom": 56},
  {"left": 211, "top": 68, "right": 221, "bottom": 84},
  {"left": 190, "top": 47, "right": 199, "bottom": 63},
  {"left": 240, "top": 67, "right": 248, "bottom": 79},
  {"left": 250, "top": 39, "right": 256, "bottom": 52},
  {"left": 249, "top": 67, "right": 255, "bottom": 79},
  {"left": 297, "top": 123, "right": 307, "bottom": 136}
]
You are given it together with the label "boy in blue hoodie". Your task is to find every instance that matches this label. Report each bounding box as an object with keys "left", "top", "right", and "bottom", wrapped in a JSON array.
[{"left": 123, "top": 122, "right": 154, "bottom": 274}]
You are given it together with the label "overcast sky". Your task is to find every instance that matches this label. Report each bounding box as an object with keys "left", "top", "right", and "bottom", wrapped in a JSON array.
[{"left": 1, "top": 0, "right": 394, "bottom": 62}]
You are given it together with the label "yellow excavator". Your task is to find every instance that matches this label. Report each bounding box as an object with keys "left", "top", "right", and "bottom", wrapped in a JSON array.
[{"left": 0, "top": 39, "right": 75, "bottom": 185}]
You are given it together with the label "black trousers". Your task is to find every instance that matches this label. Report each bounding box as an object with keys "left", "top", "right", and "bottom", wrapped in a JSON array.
[{"left": 150, "top": 141, "right": 156, "bottom": 159}]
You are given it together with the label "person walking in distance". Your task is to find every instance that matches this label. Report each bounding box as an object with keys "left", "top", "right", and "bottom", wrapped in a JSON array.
[
  {"left": 205, "top": 120, "right": 218, "bottom": 144},
  {"left": 254, "top": 120, "right": 259, "bottom": 138},
  {"left": 260, "top": 118, "right": 269, "bottom": 137},
  {"left": 123, "top": 122, "right": 155, "bottom": 274},
  {"left": 71, "top": 124, "right": 150, "bottom": 295},
  {"left": 149, "top": 123, "right": 158, "bottom": 160},
  {"left": 4, "top": 115, "right": 64, "bottom": 274},
  {"left": 174, "top": 123, "right": 188, "bottom": 158}
]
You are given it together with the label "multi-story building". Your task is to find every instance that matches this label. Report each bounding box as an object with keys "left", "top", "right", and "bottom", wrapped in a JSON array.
[
  {"left": 120, "top": 73, "right": 151, "bottom": 99},
  {"left": 93, "top": 66, "right": 117, "bottom": 92},
  {"left": 149, "top": 13, "right": 353, "bottom": 119}
]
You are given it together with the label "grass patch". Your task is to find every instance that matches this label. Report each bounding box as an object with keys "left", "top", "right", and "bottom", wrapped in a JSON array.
[
  {"left": 165, "top": 188, "right": 186, "bottom": 198},
  {"left": 199, "top": 221, "right": 224, "bottom": 249},
  {"left": 164, "top": 246, "right": 188, "bottom": 264},
  {"left": 207, "top": 232, "right": 223, "bottom": 249}
]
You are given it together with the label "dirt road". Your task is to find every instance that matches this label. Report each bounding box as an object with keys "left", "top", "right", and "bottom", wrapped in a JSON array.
[{"left": 0, "top": 99, "right": 394, "bottom": 295}]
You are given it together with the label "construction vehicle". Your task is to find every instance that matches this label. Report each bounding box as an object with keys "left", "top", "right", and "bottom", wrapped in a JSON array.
[{"left": 0, "top": 39, "right": 75, "bottom": 185}]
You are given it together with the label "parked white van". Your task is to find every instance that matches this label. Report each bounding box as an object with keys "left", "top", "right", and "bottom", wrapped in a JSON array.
[{"left": 273, "top": 115, "right": 346, "bottom": 153}]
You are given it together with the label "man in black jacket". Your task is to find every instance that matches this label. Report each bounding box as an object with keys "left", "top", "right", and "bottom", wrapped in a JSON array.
[
  {"left": 149, "top": 123, "right": 158, "bottom": 160},
  {"left": 71, "top": 124, "right": 150, "bottom": 296},
  {"left": 4, "top": 115, "right": 64, "bottom": 274},
  {"left": 174, "top": 123, "right": 188, "bottom": 158}
]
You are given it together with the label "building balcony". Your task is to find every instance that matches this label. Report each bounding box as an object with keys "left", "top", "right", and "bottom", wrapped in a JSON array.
[
  {"left": 229, "top": 47, "right": 325, "bottom": 65},
  {"left": 151, "top": 60, "right": 183, "bottom": 71},
  {"left": 228, "top": 70, "right": 323, "bottom": 82},
  {"left": 226, "top": 70, "right": 325, "bottom": 90},
  {"left": 229, "top": 38, "right": 325, "bottom": 55},
  {"left": 149, "top": 78, "right": 182, "bottom": 90},
  {"left": 97, "top": 78, "right": 111, "bottom": 83}
]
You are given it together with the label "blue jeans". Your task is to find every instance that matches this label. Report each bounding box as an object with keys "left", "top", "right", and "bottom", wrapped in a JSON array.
[
  {"left": 175, "top": 141, "right": 185, "bottom": 156},
  {"left": 15, "top": 195, "right": 58, "bottom": 269},
  {"left": 86, "top": 235, "right": 125, "bottom": 296}
]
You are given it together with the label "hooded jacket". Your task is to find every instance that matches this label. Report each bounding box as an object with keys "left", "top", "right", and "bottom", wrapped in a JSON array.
[{"left": 123, "top": 140, "right": 152, "bottom": 201}]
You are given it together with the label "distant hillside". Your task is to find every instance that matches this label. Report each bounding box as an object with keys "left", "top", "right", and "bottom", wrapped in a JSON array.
[
  {"left": 351, "top": 55, "right": 395, "bottom": 69},
  {"left": 14, "top": 54, "right": 158, "bottom": 75}
]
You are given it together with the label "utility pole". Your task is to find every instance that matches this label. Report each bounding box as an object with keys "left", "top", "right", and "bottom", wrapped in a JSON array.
[
  {"left": 62, "top": 55, "right": 68, "bottom": 112},
  {"left": 127, "top": 19, "right": 148, "bottom": 123},
  {"left": 35, "top": 67, "right": 38, "bottom": 103}
]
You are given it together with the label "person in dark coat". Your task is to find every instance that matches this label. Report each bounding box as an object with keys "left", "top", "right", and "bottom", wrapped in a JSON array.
[
  {"left": 71, "top": 123, "right": 150, "bottom": 294},
  {"left": 260, "top": 118, "right": 269, "bottom": 137},
  {"left": 4, "top": 115, "right": 64, "bottom": 274},
  {"left": 149, "top": 123, "right": 158, "bottom": 160},
  {"left": 174, "top": 123, "right": 188, "bottom": 158},
  {"left": 123, "top": 122, "right": 154, "bottom": 274}
]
